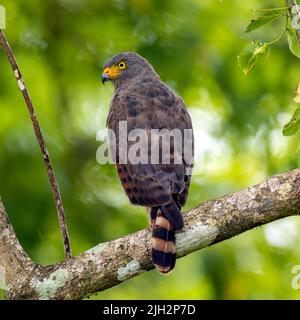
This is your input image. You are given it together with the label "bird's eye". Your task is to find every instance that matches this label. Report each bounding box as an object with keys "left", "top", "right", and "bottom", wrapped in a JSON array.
[{"left": 118, "top": 61, "right": 127, "bottom": 70}]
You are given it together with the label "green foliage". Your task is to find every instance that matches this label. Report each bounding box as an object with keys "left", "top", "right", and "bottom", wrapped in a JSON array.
[
  {"left": 239, "top": 6, "right": 293, "bottom": 76},
  {"left": 240, "top": 4, "right": 300, "bottom": 139},
  {"left": 0, "top": 0, "right": 300, "bottom": 300},
  {"left": 283, "top": 107, "right": 300, "bottom": 136},
  {"left": 237, "top": 41, "right": 269, "bottom": 75},
  {"left": 287, "top": 30, "right": 300, "bottom": 59},
  {"left": 246, "top": 9, "right": 285, "bottom": 33}
]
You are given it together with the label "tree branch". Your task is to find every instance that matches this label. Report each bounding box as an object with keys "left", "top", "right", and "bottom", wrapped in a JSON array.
[
  {"left": 0, "top": 199, "right": 37, "bottom": 297},
  {"left": 285, "top": 0, "right": 300, "bottom": 45},
  {"left": 0, "top": 29, "right": 72, "bottom": 259},
  {"left": 1, "top": 168, "right": 299, "bottom": 300}
]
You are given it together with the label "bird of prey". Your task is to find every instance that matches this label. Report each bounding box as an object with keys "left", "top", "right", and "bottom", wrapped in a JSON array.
[{"left": 101, "top": 52, "right": 193, "bottom": 274}]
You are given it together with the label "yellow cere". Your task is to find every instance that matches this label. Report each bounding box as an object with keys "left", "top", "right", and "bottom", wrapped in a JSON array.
[{"left": 103, "top": 65, "right": 121, "bottom": 79}]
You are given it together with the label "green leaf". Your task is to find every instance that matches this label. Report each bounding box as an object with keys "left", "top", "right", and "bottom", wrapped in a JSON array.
[
  {"left": 282, "top": 107, "right": 300, "bottom": 136},
  {"left": 246, "top": 11, "right": 284, "bottom": 33},
  {"left": 287, "top": 30, "right": 300, "bottom": 59},
  {"left": 237, "top": 41, "right": 270, "bottom": 75}
]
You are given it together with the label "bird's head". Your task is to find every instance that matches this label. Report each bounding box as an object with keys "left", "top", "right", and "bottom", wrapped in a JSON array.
[{"left": 101, "top": 52, "right": 157, "bottom": 87}]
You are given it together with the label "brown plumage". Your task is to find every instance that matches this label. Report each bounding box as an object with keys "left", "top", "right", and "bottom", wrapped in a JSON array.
[{"left": 102, "top": 52, "right": 193, "bottom": 274}]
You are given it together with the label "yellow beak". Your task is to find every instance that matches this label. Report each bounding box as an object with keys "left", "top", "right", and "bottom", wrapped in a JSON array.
[{"left": 101, "top": 66, "right": 121, "bottom": 84}]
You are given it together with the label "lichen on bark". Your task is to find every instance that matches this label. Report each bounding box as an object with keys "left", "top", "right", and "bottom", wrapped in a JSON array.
[{"left": 1, "top": 168, "right": 300, "bottom": 300}]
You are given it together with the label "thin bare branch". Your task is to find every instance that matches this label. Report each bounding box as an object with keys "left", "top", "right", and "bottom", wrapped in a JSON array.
[{"left": 0, "top": 29, "right": 72, "bottom": 259}]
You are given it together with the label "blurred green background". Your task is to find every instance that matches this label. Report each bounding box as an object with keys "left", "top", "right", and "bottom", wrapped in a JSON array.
[{"left": 1, "top": 0, "right": 300, "bottom": 300}]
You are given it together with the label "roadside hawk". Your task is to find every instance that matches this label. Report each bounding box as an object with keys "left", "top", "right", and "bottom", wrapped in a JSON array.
[{"left": 101, "top": 52, "right": 194, "bottom": 274}]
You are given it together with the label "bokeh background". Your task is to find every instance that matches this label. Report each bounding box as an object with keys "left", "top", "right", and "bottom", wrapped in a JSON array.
[{"left": 1, "top": 0, "right": 300, "bottom": 299}]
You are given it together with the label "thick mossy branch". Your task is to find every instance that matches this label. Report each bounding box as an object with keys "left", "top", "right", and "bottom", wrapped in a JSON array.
[{"left": 1, "top": 168, "right": 299, "bottom": 300}]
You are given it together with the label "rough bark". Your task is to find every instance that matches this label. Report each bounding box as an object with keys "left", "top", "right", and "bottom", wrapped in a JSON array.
[{"left": 1, "top": 168, "right": 299, "bottom": 300}]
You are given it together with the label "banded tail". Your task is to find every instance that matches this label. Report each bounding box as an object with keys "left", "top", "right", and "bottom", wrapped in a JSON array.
[{"left": 151, "top": 203, "right": 183, "bottom": 274}]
